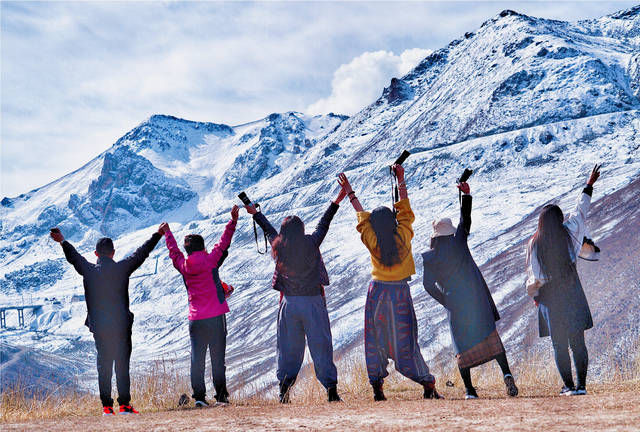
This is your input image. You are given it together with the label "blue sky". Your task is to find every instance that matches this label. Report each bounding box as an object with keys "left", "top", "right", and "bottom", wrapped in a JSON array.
[{"left": 1, "top": 1, "right": 636, "bottom": 197}]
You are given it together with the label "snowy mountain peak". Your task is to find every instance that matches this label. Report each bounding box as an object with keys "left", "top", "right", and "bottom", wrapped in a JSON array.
[
  {"left": 1, "top": 6, "right": 639, "bottom": 394},
  {"left": 115, "top": 114, "right": 234, "bottom": 160}
]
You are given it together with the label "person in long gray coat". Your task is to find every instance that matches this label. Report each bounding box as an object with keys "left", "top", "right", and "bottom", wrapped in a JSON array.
[
  {"left": 526, "top": 165, "right": 600, "bottom": 396},
  {"left": 422, "top": 181, "right": 518, "bottom": 399}
]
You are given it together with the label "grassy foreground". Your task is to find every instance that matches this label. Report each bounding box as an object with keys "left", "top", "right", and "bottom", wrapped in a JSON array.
[{"left": 2, "top": 347, "right": 640, "bottom": 431}]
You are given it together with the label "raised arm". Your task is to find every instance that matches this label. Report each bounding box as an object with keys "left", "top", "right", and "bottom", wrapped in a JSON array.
[
  {"left": 455, "top": 182, "right": 472, "bottom": 239},
  {"left": 207, "top": 206, "right": 239, "bottom": 267},
  {"left": 394, "top": 198, "right": 415, "bottom": 245},
  {"left": 51, "top": 228, "right": 91, "bottom": 276},
  {"left": 422, "top": 254, "right": 446, "bottom": 308},
  {"left": 393, "top": 164, "right": 408, "bottom": 200},
  {"left": 337, "top": 173, "right": 364, "bottom": 212},
  {"left": 356, "top": 211, "right": 378, "bottom": 252},
  {"left": 120, "top": 230, "right": 162, "bottom": 275},
  {"left": 310, "top": 187, "right": 345, "bottom": 246},
  {"left": 161, "top": 223, "right": 186, "bottom": 274},
  {"left": 564, "top": 165, "right": 600, "bottom": 252},
  {"left": 246, "top": 204, "right": 278, "bottom": 244}
]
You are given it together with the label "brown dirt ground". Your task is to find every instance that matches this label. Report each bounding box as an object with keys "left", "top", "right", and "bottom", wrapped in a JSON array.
[{"left": 5, "top": 389, "right": 640, "bottom": 432}]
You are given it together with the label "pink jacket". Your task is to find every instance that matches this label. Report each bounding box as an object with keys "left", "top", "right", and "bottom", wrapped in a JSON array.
[{"left": 165, "top": 219, "right": 237, "bottom": 321}]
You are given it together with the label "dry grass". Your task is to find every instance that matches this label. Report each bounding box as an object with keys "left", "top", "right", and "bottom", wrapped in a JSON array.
[{"left": 2, "top": 340, "right": 639, "bottom": 425}]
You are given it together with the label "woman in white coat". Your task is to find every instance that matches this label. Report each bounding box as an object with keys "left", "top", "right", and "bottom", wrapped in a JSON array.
[{"left": 526, "top": 165, "right": 601, "bottom": 396}]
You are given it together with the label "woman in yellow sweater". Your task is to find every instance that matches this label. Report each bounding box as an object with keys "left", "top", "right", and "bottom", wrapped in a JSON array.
[{"left": 338, "top": 165, "right": 441, "bottom": 401}]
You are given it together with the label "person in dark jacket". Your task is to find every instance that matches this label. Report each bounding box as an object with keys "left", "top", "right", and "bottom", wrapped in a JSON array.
[
  {"left": 245, "top": 187, "right": 347, "bottom": 403},
  {"left": 525, "top": 165, "right": 600, "bottom": 396},
  {"left": 50, "top": 228, "right": 161, "bottom": 415},
  {"left": 422, "top": 181, "right": 518, "bottom": 399}
]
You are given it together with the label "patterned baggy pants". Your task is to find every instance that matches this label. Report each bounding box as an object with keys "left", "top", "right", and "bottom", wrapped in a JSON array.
[{"left": 364, "top": 280, "right": 434, "bottom": 386}]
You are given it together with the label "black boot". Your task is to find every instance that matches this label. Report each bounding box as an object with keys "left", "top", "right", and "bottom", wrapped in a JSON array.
[
  {"left": 214, "top": 384, "right": 230, "bottom": 404},
  {"left": 279, "top": 378, "right": 295, "bottom": 404},
  {"left": 422, "top": 381, "right": 444, "bottom": 399},
  {"left": 372, "top": 382, "right": 386, "bottom": 401},
  {"left": 327, "top": 387, "right": 341, "bottom": 402}
]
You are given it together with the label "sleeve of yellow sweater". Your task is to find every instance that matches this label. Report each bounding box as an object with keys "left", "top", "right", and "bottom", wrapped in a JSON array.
[
  {"left": 356, "top": 211, "right": 378, "bottom": 253},
  {"left": 394, "top": 198, "right": 415, "bottom": 246}
]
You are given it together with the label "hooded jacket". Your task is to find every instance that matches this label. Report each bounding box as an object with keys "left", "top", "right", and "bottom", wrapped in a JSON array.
[{"left": 165, "top": 218, "right": 236, "bottom": 321}]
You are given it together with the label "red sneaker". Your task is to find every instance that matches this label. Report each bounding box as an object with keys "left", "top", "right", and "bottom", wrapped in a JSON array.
[
  {"left": 119, "top": 405, "right": 139, "bottom": 415},
  {"left": 102, "top": 406, "right": 115, "bottom": 416}
]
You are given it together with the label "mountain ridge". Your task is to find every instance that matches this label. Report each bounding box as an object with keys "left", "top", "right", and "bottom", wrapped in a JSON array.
[{"left": 1, "top": 6, "right": 639, "bottom": 393}]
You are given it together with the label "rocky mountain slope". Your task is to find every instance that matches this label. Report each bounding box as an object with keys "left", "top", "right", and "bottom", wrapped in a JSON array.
[{"left": 1, "top": 6, "right": 638, "bottom": 392}]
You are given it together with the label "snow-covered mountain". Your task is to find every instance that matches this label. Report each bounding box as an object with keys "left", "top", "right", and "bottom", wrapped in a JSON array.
[{"left": 1, "top": 7, "right": 639, "bottom": 393}]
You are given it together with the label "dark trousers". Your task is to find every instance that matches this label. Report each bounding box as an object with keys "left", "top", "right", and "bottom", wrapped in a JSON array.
[
  {"left": 364, "top": 280, "right": 434, "bottom": 386},
  {"left": 93, "top": 330, "right": 132, "bottom": 407},
  {"left": 277, "top": 295, "right": 338, "bottom": 389},
  {"left": 189, "top": 315, "right": 227, "bottom": 401},
  {"left": 551, "top": 329, "right": 588, "bottom": 388}
]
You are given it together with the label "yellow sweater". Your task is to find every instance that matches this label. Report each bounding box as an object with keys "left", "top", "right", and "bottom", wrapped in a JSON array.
[{"left": 356, "top": 198, "right": 416, "bottom": 281}]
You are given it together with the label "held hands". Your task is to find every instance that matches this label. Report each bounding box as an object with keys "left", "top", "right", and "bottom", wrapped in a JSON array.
[
  {"left": 337, "top": 173, "right": 353, "bottom": 195},
  {"left": 158, "top": 222, "right": 170, "bottom": 235},
  {"left": 50, "top": 228, "right": 64, "bottom": 243},
  {"left": 457, "top": 182, "right": 470, "bottom": 195},
  {"left": 231, "top": 205, "right": 240, "bottom": 221},
  {"left": 391, "top": 164, "right": 404, "bottom": 182},
  {"left": 334, "top": 185, "right": 348, "bottom": 204},
  {"left": 587, "top": 164, "right": 601, "bottom": 186},
  {"left": 245, "top": 204, "right": 258, "bottom": 215}
]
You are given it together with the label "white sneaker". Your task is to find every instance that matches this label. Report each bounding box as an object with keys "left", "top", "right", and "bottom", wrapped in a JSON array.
[
  {"left": 560, "top": 386, "right": 576, "bottom": 396},
  {"left": 195, "top": 400, "right": 210, "bottom": 408},
  {"left": 574, "top": 387, "right": 587, "bottom": 395}
]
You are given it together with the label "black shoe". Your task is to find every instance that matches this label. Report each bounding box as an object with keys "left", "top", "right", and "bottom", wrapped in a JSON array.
[
  {"left": 574, "top": 386, "right": 587, "bottom": 396},
  {"left": 465, "top": 387, "right": 478, "bottom": 400},
  {"left": 215, "top": 385, "right": 230, "bottom": 404},
  {"left": 560, "top": 386, "right": 576, "bottom": 396},
  {"left": 504, "top": 374, "right": 519, "bottom": 397},
  {"left": 327, "top": 387, "right": 341, "bottom": 402},
  {"left": 279, "top": 378, "right": 295, "bottom": 404},
  {"left": 177, "top": 393, "right": 190, "bottom": 407},
  {"left": 422, "top": 381, "right": 444, "bottom": 399},
  {"left": 372, "top": 383, "right": 386, "bottom": 401}
]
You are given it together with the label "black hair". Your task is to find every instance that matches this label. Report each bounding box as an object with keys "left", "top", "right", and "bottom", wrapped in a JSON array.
[
  {"left": 272, "top": 216, "right": 313, "bottom": 274},
  {"left": 532, "top": 204, "right": 574, "bottom": 282},
  {"left": 96, "top": 237, "right": 115, "bottom": 256},
  {"left": 184, "top": 234, "right": 205, "bottom": 255},
  {"left": 369, "top": 206, "right": 403, "bottom": 267}
]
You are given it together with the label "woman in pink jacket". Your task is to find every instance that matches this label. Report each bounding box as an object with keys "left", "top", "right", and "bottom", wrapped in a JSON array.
[{"left": 158, "top": 205, "right": 239, "bottom": 407}]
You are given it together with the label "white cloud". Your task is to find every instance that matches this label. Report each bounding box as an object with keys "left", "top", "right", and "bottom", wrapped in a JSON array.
[
  {"left": 1, "top": 1, "right": 635, "bottom": 197},
  {"left": 307, "top": 48, "right": 432, "bottom": 116}
]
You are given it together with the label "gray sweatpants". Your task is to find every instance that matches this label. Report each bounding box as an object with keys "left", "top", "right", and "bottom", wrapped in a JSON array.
[{"left": 276, "top": 295, "right": 338, "bottom": 389}]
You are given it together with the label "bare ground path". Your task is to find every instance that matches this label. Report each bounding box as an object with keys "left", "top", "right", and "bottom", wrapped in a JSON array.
[{"left": 5, "top": 391, "right": 640, "bottom": 431}]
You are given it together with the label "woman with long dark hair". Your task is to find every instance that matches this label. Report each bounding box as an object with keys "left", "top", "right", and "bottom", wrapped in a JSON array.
[
  {"left": 338, "top": 165, "right": 441, "bottom": 401},
  {"left": 526, "top": 165, "right": 601, "bottom": 396},
  {"left": 245, "top": 187, "right": 347, "bottom": 403}
]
